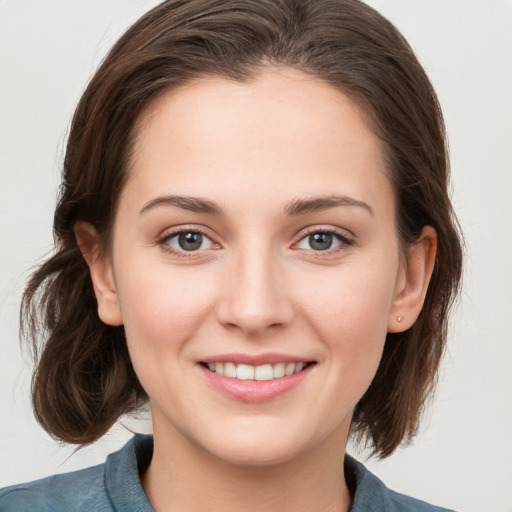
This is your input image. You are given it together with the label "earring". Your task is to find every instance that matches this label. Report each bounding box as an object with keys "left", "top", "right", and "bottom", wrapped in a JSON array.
[{"left": 397, "top": 315, "right": 404, "bottom": 322}]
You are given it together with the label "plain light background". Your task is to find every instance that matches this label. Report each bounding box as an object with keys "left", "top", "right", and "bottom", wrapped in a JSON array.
[{"left": 1, "top": 1, "right": 511, "bottom": 511}]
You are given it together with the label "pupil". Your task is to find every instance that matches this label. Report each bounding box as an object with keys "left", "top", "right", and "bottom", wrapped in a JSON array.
[
  {"left": 310, "top": 232, "right": 332, "bottom": 251},
  {"left": 179, "top": 232, "right": 203, "bottom": 251}
]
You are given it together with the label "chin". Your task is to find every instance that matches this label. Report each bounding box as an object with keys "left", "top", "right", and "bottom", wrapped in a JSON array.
[
  {"left": 209, "top": 439, "right": 305, "bottom": 468},
  {"left": 194, "top": 419, "right": 335, "bottom": 468}
]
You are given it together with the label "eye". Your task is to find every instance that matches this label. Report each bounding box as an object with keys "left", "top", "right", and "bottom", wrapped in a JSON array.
[
  {"left": 296, "top": 230, "right": 352, "bottom": 252},
  {"left": 160, "top": 229, "right": 216, "bottom": 254}
]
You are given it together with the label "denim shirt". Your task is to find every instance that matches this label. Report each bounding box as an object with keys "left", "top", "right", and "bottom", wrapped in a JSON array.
[{"left": 0, "top": 435, "right": 455, "bottom": 511}]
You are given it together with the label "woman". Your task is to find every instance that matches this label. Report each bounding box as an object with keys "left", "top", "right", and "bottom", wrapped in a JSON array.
[{"left": 0, "top": 0, "right": 463, "bottom": 510}]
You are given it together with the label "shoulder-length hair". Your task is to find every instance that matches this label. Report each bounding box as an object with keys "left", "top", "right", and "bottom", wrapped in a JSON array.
[{"left": 22, "top": 0, "right": 463, "bottom": 458}]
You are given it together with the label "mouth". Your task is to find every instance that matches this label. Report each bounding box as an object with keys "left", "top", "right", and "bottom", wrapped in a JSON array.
[{"left": 199, "top": 361, "right": 316, "bottom": 381}]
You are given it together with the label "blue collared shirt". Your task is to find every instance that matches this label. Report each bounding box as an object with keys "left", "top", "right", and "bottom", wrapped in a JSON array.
[{"left": 0, "top": 435, "right": 455, "bottom": 511}]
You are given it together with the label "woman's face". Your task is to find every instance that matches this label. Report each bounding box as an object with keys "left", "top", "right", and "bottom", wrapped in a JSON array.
[{"left": 96, "top": 67, "right": 410, "bottom": 465}]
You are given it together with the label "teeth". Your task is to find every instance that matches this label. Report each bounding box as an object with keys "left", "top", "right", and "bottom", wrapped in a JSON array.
[
  {"left": 254, "top": 364, "right": 273, "bottom": 381},
  {"left": 273, "top": 363, "right": 285, "bottom": 378},
  {"left": 295, "top": 362, "right": 305, "bottom": 372},
  {"left": 236, "top": 364, "right": 255, "bottom": 380},
  {"left": 284, "top": 362, "right": 296, "bottom": 376},
  {"left": 224, "top": 362, "right": 237, "bottom": 378},
  {"left": 205, "top": 361, "right": 309, "bottom": 380}
]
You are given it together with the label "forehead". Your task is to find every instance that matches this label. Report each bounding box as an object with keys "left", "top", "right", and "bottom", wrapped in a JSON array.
[{"left": 125, "top": 67, "right": 393, "bottom": 216}]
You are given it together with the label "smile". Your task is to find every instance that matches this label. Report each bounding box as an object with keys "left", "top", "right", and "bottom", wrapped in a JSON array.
[{"left": 202, "top": 362, "right": 313, "bottom": 381}]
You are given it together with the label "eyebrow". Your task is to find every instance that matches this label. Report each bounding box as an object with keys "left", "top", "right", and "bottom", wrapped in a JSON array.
[
  {"left": 140, "top": 194, "right": 373, "bottom": 217},
  {"left": 285, "top": 195, "right": 374, "bottom": 216},
  {"left": 140, "top": 195, "right": 224, "bottom": 215}
]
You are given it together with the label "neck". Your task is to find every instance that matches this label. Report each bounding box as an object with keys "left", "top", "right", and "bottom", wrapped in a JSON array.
[{"left": 142, "top": 419, "right": 353, "bottom": 512}]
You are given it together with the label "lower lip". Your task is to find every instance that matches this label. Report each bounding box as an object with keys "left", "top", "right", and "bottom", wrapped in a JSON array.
[{"left": 199, "top": 364, "right": 314, "bottom": 403}]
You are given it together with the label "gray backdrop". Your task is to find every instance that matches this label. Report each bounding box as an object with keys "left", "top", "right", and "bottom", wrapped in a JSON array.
[{"left": 1, "top": 1, "right": 511, "bottom": 510}]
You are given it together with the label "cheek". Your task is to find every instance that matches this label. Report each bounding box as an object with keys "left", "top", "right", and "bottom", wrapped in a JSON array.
[
  {"left": 113, "top": 263, "right": 222, "bottom": 410},
  {"left": 293, "top": 259, "right": 397, "bottom": 375},
  {"left": 299, "top": 264, "right": 395, "bottom": 335},
  {"left": 114, "top": 262, "right": 218, "bottom": 354}
]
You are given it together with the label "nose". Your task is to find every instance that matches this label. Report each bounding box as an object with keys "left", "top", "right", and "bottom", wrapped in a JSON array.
[{"left": 215, "top": 245, "right": 295, "bottom": 337}]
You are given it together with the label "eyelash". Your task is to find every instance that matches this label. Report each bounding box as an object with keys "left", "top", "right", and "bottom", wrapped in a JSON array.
[
  {"left": 157, "top": 227, "right": 217, "bottom": 258},
  {"left": 295, "top": 227, "right": 354, "bottom": 254},
  {"left": 157, "top": 226, "right": 354, "bottom": 258}
]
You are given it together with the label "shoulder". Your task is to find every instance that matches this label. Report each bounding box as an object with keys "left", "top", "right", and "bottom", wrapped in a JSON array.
[
  {"left": 0, "top": 434, "right": 154, "bottom": 512},
  {"left": 0, "top": 463, "right": 111, "bottom": 512},
  {"left": 385, "top": 487, "right": 456, "bottom": 512},
  {"left": 346, "top": 455, "right": 457, "bottom": 512}
]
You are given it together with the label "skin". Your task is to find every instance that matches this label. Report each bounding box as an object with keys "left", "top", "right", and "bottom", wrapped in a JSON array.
[{"left": 76, "top": 67, "right": 436, "bottom": 512}]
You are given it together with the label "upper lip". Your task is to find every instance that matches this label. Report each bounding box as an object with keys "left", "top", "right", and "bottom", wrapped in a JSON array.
[{"left": 199, "top": 353, "right": 315, "bottom": 366}]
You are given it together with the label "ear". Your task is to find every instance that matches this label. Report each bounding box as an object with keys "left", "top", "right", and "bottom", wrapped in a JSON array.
[
  {"left": 74, "top": 221, "right": 123, "bottom": 326},
  {"left": 388, "top": 226, "right": 437, "bottom": 333}
]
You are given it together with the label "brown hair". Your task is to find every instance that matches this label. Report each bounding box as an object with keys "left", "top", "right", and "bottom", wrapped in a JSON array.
[{"left": 21, "top": 0, "right": 463, "bottom": 458}]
